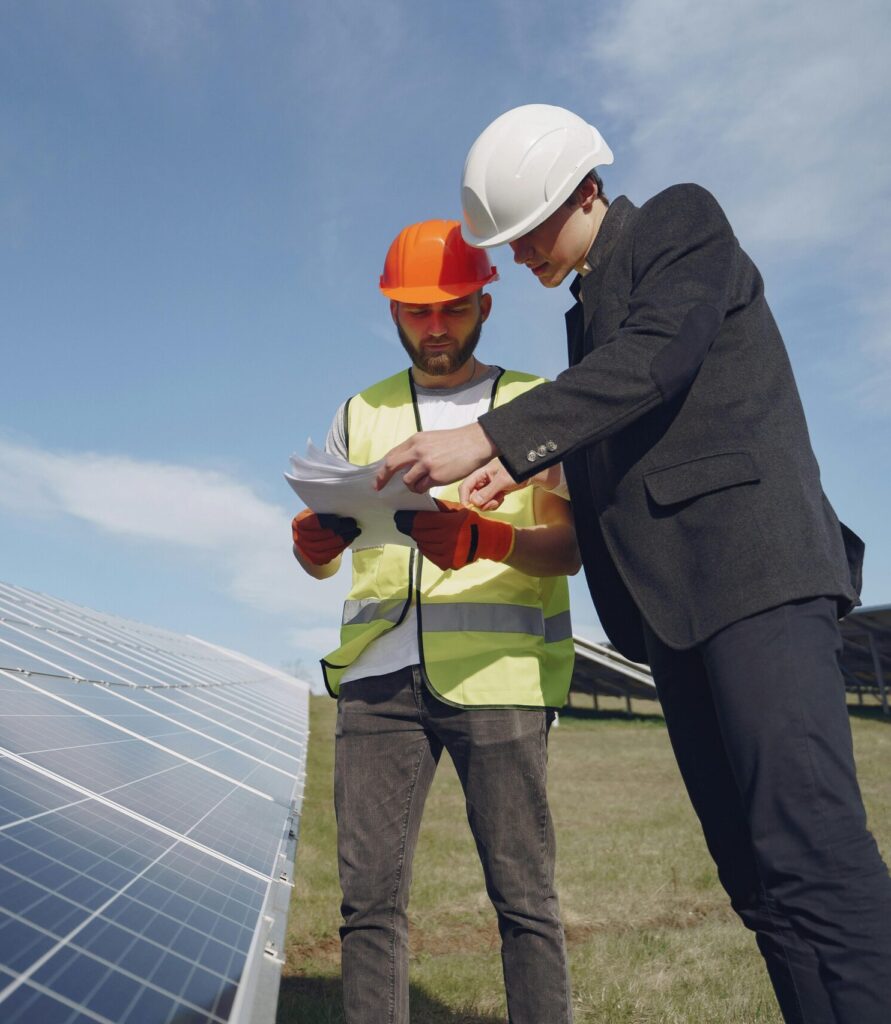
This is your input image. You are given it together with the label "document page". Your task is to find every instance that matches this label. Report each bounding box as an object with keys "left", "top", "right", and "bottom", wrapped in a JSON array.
[{"left": 285, "top": 441, "right": 437, "bottom": 549}]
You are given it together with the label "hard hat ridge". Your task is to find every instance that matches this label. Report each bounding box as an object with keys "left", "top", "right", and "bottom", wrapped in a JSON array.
[{"left": 379, "top": 219, "right": 498, "bottom": 303}]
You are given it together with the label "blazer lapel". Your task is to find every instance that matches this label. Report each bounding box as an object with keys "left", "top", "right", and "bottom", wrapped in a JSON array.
[{"left": 579, "top": 196, "right": 637, "bottom": 332}]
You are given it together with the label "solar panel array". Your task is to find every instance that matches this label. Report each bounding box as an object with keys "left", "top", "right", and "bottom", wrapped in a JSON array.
[{"left": 0, "top": 580, "right": 309, "bottom": 1024}]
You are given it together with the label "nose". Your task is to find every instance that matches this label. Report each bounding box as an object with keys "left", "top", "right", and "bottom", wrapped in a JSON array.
[
  {"left": 510, "top": 236, "right": 531, "bottom": 265},
  {"left": 427, "top": 310, "right": 447, "bottom": 336}
]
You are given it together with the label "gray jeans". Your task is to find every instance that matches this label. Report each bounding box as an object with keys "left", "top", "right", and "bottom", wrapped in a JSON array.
[{"left": 334, "top": 665, "right": 573, "bottom": 1024}]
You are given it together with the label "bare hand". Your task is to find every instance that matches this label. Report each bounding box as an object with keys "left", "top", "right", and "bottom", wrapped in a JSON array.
[
  {"left": 374, "top": 423, "right": 498, "bottom": 494},
  {"left": 458, "top": 458, "right": 525, "bottom": 510}
]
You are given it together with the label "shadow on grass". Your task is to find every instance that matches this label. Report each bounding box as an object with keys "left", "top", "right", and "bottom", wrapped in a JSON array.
[{"left": 278, "top": 975, "right": 505, "bottom": 1024}]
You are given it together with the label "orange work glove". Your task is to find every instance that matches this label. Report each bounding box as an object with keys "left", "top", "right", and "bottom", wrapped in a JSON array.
[
  {"left": 292, "top": 509, "right": 360, "bottom": 566},
  {"left": 394, "top": 500, "right": 515, "bottom": 571}
]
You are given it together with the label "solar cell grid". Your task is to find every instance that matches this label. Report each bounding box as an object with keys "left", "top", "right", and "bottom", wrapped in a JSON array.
[
  {"left": 105, "top": 689, "right": 303, "bottom": 779},
  {"left": 187, "top": 790, "right": 289, "bottom": 875},
  {"left": 175, "top": 689, "right": 302, "bottom": 743},
  {"left": 0, "top": 619, "right": 203, "bottom": 690},
  {"left": 0, "top": 585, "right": 289, "bottom": 696},
  {"left": 110, "top": 765, "right": 262, "bottom": 838},
  {"left": 194, "top": 753, "right": 295, "bottom": 808},
  {"left": 0, "top": 758, "right": 79, "bottom": 826},
  {"left": 0, "top": 580, "right": 308, "bottom": 1023},
  {"left": 1, "top": 698, "right": 204, "bottom": 796},
  {"left": 0, "top": 769, "right": 275, "bottom": 1021},
  {"left": 207, "top": 680, "right": 305, "bottom": 719},
  {"left": 0, "top": 982, "right": 96, "bottom": 1024},
  {"left": 2, "top": 673, "right": 280, "bottom": 806}
]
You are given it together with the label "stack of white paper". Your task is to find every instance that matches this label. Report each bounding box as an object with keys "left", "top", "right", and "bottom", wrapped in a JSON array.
[{"left": 284, "top": 440, "right": 438, "bottom": 549}]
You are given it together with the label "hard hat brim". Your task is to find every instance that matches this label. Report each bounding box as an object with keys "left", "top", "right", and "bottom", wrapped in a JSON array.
[{"left": 380, "top": 272, "right": 498, "bottom": 304}]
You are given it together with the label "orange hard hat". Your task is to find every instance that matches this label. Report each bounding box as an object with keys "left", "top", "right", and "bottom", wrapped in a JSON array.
[{"left": 379, "top": 219, "right": 498, "bottom": 303}]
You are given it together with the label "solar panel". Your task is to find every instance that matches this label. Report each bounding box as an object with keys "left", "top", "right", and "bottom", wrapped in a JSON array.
[
  {"left": 839, "top": 603, "right": 891, "bottom": 714},
  {"left": 0, "top": 580, "right": 309, "bottom": 1023},
  {"left": 571, "top": 634, "right": 657, "bottom": 703}
]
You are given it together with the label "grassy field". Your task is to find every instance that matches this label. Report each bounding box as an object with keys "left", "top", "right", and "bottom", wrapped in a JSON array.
[{"left": 278, "top": 694, "right": 891, "bottom": 1024}]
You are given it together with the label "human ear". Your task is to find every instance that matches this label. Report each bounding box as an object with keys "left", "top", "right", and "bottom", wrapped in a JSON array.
[{"left": 576, "top": 175, "right": 599, "bottom": 213}]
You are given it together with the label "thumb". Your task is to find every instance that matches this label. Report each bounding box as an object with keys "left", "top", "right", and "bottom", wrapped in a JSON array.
[
  {"left": 458, "top": 469, "right": 487, "bottom": 505},
  {"left": 468, "top": 479, "right": 505, "bottom": 510}
]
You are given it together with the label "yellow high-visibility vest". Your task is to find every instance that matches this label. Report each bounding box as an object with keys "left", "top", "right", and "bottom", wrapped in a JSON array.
[{"left": 321, "top": 368, "right": 574, "bottom": 708}]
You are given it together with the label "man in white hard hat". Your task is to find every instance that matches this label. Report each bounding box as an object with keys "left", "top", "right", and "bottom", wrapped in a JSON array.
[
  {"left": 375, "top": 105, "right": 891, "bottom": 1024},
  {"left": 292, "top": 219, "right": 578, "bottom": 1024}
]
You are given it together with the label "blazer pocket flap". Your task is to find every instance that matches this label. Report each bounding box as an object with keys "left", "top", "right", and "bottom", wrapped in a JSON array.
[{"left": 644, "top": 451, "right": 760, "bottom": 506}]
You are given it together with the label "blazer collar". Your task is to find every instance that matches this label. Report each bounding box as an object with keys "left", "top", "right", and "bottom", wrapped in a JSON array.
[{"left": 574, "top": 195, "right": 636, "bottom": 315}]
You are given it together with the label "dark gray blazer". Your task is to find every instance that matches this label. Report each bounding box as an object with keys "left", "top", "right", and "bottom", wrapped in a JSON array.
[{"left": 480, "top": 184, "right": 861, "bottom": 663}]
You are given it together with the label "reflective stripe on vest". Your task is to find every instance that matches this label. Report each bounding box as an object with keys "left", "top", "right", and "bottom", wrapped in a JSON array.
[
  {"left": 320, "top": 368, "right": 574, "bottom": 708},
  {"left": 343, "top": 598, "right": 572, "bottom": 644}
]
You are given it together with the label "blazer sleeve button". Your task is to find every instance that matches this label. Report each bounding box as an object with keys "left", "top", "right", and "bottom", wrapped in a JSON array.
[{"left": 526, "top": 451, "right": 538, "bottom": 462}]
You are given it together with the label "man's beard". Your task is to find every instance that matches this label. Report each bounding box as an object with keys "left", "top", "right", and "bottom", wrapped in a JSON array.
[{"left": 397, "top": 316, "right": 483, "bottom": 376}]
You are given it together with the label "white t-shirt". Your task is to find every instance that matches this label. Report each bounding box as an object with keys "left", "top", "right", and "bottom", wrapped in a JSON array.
[{"left": 326, "top": 366, "right": 503, "bottom": 685}]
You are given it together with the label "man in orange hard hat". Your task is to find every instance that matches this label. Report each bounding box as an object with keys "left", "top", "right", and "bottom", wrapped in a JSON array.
[{"left": 290, "top": 220, "right": 579, "bottom": 1024}]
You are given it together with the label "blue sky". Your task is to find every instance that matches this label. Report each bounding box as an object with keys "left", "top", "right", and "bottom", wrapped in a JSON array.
[{"left": 2, "top": 0, "right": 889, "bottom": 689}]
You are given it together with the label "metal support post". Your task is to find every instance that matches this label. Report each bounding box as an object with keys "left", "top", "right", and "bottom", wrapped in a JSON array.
[{"left": 867, "top": 632, "right": 889, "bottom": 717}]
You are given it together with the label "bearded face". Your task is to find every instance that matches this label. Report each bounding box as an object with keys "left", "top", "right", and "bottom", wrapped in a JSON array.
[{"left": 395, "top": 311, "right": 483, "bottom": 377}]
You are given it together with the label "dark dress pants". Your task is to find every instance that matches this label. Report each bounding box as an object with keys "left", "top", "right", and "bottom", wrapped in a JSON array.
[
  {"left": 643, "top": 597, "right": 891, "bottom": 1024},
  {"left": 335, "top": 665, "right": 573, "bottom": 1024}
]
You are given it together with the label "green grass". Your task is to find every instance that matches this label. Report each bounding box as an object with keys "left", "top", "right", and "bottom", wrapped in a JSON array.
[{"left": 278, "top": 695, "right": 891, "bottom": 1023}]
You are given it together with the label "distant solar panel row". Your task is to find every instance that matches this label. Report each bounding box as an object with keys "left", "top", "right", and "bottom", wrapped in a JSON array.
[{"left": 0, "top": 581, "right": 309, "bottom": 1023}]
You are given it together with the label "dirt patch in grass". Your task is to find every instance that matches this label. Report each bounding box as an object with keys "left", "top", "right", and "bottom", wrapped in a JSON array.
[
  {"left": 563, "top": 894, "right": 732, "bottom": 942},
  {"left": 287, "top": 933, "right": 342, "bottom": 971}
]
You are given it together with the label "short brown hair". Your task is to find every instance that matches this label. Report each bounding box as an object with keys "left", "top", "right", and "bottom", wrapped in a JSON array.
[{"left": 566, "top": 169, "right": 609, "bottom": 208}]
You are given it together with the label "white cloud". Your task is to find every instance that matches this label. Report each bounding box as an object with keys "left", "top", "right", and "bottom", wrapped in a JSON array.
[
  {"left": 589, "top": 0, "right": 889, "bottom": 240},
  {"left": 290, "top": 624, "right": 342, "bottom": 654},
  {"left": 0, "top": 437, "right": 347, "bottom": 626},
  {"left": 488, "top": 0, "right": 891, "bottom": 403},
  {"left": 574, "top": 0, "right": 891, "bottom": 413}
]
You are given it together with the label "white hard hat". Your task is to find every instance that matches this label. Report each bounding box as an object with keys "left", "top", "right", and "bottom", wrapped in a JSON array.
[{"left": 461, "top": 104, "right": 613, "bottom": 248}]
